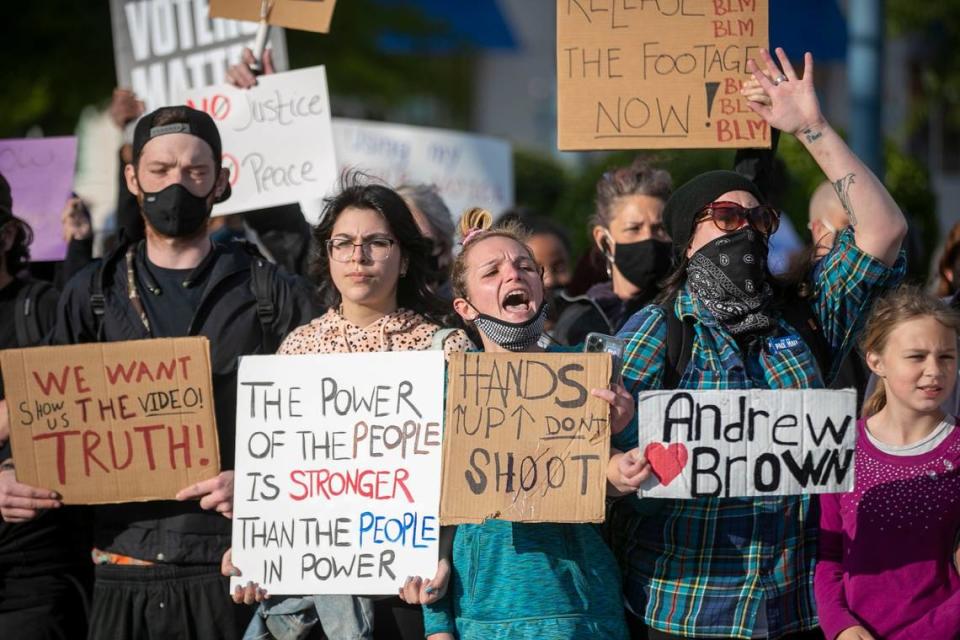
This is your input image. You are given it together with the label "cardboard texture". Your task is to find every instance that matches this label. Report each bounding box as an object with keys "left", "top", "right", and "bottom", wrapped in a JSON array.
[
  {"left": 309, "top": 118, "right": 515, "bottom": 223},
  {"left": 231, "top": 351, "right": 445, "bottom": 595},
  {"left": 635, "top": 388, "right": 857, "bottom": 499},
  {"left": 0, "top": 338, "right": 220, "bottom": 504},
  {"left": 109, "top": 0, "right": 289, "bottom": 111},
  {"left": 556, "top": 0, "right": 770, "bottom": 150},
  {"left": 0, "top": 137, "right": 76, "bottom": 262},
  {"left": 181, "top": 65, "right": 339, "bottom": 218},
  {"left": 440, "top": 352, "right": 612, "bottom": 525},
  {"left": 210, "top": 0, "right": 337, "bottom": 34}
]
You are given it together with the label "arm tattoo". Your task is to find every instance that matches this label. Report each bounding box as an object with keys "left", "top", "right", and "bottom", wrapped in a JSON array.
[
  {"left": 803, "top": 128, "right": 823, "bottom": 143},
  {"left": 832, "top": 173, "right": 857, "bottom": 226}
]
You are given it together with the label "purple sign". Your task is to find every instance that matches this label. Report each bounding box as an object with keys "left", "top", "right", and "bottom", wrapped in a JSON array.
[{"left": 0, "top": 137, "right": 77, "bottom": 262}]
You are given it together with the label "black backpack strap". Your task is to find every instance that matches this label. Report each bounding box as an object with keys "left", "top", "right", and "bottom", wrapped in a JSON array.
[
  {"left": 660, "top": 295, "right": 694, "bottom": 389},
  {"left": 89, "top": 260, "right": 107, "bottom": 342},
  {"left": 781, "top": 300, "right": 833, "bottom": 384},
  {"left": 14, "top": 280, "right": 38, "bottom": 346},
  {"left": 250, "top": 255, "right": 279, "bottom": 354}
]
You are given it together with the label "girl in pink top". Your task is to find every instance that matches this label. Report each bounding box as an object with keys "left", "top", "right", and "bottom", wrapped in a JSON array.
[{"left": 815, "top": 286, "right": 960, "bottom": 639}]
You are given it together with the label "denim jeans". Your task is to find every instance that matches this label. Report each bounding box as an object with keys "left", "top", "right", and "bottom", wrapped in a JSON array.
[{"left": 243, "top": 595, "right": 374, "bottom": 640}]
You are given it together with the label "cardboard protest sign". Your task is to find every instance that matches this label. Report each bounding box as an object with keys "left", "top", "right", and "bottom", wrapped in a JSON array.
[
  {"left": 109, "top": 0, "right": 289, "bottom": 111},
  {"left": 556, "top": 0, "right": 770, "bottom": 150},
  {"left": 440, "top": 352, "right": 612, "bottom": 524},
  {"left": 635, "top": 388, "right": 856, "bottom": 499},
  {"left": 231, "top": 351, "right": 445, "bottom": 595},
  {"left": 324, "top": 119, "right": 515, "bottom": 221},
  {"left": 0, "top": 338, "right": 220, "bottom": 504},
  {"left": 0, "top": 137, "right": 76, "bottom": 262},
  {"left": 182, "top": 66, "right": 338, "bottom": 218},
  {"left": 210, "top": 0, "right": 337, "bottom": 34}
]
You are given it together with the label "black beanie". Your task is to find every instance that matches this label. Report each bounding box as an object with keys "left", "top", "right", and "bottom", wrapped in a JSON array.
[
  {"left": 0, "top": 173, "right": 12, "bottom": 225},
  {"left": 663, "top": 170, "right": 764, "bottom": 254}
]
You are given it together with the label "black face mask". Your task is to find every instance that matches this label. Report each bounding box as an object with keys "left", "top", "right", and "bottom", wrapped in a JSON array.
[
  {"left": 611, "top": 238, "right": 673, "bottom": 293},
  {"left": 686, "top": 227, "right": 774, "bottom": 335},
  {"left": 140, "top": 183, "right": 212, "bottom": 238}
]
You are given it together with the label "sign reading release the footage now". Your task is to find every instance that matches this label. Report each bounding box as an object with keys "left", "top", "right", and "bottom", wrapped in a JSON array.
[
  {"left": 231, "top": 351, "right": 445, "bottom": 595},
  {"left": 636, "top": 389, "right": 856, "bottom": 499},
  {"left": 182, "top": 66, "right": 338, "bottom": 218}
]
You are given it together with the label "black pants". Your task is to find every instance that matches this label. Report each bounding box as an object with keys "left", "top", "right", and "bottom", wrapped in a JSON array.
[
  {"left": 0, "top": 569, "right": 92, "bottom": 640},
  {"left": 373, "top": 596, "right": 425, "bottom": 640},
  {"left": 88, "top": 564, "right": 252, "bottom": 640}
]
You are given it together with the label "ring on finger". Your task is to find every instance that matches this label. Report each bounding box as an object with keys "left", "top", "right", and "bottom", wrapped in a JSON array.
[{"left": 773, "top": 74, "right": 788, "bottom": 86}]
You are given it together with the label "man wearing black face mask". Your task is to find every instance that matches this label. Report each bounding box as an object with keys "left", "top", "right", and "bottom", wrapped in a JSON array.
[
  {"left": 3, "top": 106, "right": 317, "bottom": 640},
  {"left": 552, "top": 159, "right": 674, "bottom": 346}
]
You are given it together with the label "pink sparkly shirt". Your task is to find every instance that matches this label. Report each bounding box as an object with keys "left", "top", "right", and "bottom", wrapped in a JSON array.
[{"left": 815, "top": 417, "right": 960, "bottom": 640}]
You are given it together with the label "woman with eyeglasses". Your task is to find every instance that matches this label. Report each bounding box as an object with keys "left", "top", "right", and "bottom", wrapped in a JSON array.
[
  {"left": 223, "top": 175, "right": 471, "bottom": 640},
  {"left": 608, "top": 49, "right": 908, "bottom": 640},
  {"left": 552, "top": 158, "right": 674, "bottom": 346}
]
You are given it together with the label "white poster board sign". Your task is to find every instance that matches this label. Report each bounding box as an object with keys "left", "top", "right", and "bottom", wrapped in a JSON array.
[
  {"left": 231, "top": 351, "right": 445, "bottom": 595},
  {"left": 635, "top": 389, "right": 856, "bottom": 499},
  {"left": 109, "top": 0, "right": 289, "bottom": 111},
  {"left": 317, "top": 119, "right": 514, "bottom": 222},
  {"left": 182, "top": 66, "right": 339, "bottom": 219}
]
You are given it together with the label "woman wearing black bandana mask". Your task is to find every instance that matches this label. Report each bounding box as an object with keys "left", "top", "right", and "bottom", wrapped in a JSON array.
[
  {"left": 552, "top": 158, "right": 674, "bottom": 346},
  {"left": 609, "top": 49, "right": 910, "bottom": 640}
]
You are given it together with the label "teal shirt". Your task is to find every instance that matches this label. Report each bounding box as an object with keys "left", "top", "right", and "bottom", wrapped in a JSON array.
[{"left": 423, "top": 345, "right": 628, "bottom": 639}]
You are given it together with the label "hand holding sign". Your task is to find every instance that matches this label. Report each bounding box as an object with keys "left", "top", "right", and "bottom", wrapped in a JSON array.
[
  {"left": 176, "top": 469, "right": 235, "bottom": 518},
  {"left": 590, "top": 383, "right": 634, "bottom": 435},
  {"left": 0, "top": 467, "right": 61, "bottom": 523},
  {"left": 226, "top": 47, "right": 277, "bottom": 89},
  {"left": 607, "top": 448, "right": 651, "bottom": 496}
]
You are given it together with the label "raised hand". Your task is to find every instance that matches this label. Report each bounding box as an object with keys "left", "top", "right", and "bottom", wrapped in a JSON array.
[{"left": 746, "top": 48, "right": 824, "bottom": 137}]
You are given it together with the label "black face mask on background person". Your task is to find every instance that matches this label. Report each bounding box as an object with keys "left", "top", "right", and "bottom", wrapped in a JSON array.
[
  {"left": 140, "top": 182, "right": 213, "bottom": 238},
  {"left": 685, "top": 227, "right": 774, "bottom": 335},
  {"left": 610, "top": 238, "right": 674, "bottom": 295}
]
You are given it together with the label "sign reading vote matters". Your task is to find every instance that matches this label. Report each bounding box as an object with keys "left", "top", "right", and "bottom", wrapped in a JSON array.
[
  {"left": 109, "top": 0, "right": 289, "bottom": 111},
  {"left": 441, "top": 352, "right": 612, "bottom": 524},
  {"left": 0, "top": 338, "right": 220, "bottom": 504},
  {"left": 182, "top": 65, "right": 338, "bottom": 218},
  {"left": 0, "top": 137, "right": 76, "bottom": 262},
  {"left": 329, "top": 119, "right": 514, "bottom": 220},
  {"left": 557, "top": 0, "right": 770, "bottom": 150},
  {"left": 635, "top": 389, "right": 857, "bottom": 499},
  {"left": 231, "top": 351, "right": 445, "bottom": 595}
]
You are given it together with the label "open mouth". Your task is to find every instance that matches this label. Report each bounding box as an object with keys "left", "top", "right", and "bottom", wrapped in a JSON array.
[{"left": 502, "top": 289, "right": 532, "bottom": 313}]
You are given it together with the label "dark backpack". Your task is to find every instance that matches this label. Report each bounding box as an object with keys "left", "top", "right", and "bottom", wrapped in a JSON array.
[
  {"left": 14, "top": 279, "right": 55, "bottom": 347},
  {"left": 89, "top": 244, "right": 279, "bottom": 351},
  {"left": 659, "top": 294, "right": 834, "bottom": 390}
]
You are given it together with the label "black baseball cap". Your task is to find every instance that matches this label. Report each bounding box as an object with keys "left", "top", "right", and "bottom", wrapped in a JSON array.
[{"left": 132, "top": 106, "right": 230, "bottom": 202}]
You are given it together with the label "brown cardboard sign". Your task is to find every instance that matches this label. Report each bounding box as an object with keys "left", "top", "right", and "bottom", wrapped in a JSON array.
[
  {"left": 556, "top": 0, "right": 770, "bottom": 150},
  {"left": 440, "top": 352, "right": 611, "bottom": 524},
  {"left": 210, "top": 0, "right": 337, "bottom": 34},
  {"left": 0, "top": 338, "right": 220, "bottom": 504}
]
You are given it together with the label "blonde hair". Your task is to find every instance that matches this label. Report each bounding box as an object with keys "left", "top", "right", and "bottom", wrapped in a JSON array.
[
  {"left": 450, "top": 207, "right": 533, "bottom": 300},
  {"left": 861, "top": 285, "right": 960, "bottom": 417}
]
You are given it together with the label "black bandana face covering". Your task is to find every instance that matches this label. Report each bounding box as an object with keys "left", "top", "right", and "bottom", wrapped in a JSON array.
[
  {"left": 472, "top": 302, "right": 548, "bottom": 351},
  {"left": 141, "top": 183, "right": 212, "bottom": 238},
  {"left": 685, "top": 228, "right": 774, "bottom": 335}
]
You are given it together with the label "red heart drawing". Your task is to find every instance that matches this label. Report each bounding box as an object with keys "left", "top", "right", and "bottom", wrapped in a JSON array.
[{"left": 644, "top": 442, "right": 689, "bottom": 487}]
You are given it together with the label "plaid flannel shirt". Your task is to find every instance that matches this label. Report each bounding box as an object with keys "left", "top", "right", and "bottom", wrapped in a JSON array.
[{"left": 612, "top": 228, "right": 904, "bottom": 639}]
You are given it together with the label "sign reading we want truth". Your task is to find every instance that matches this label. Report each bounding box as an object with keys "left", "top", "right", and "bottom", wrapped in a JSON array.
[
  {"left": 557, "top": 0, "right": 770, "bottom": 150},
  {"left": 231, "top": 352, "right": 444, "bottom": 595},
  {"left": 0, "top": 339, "right": 220, "bottom": 504},
  {"left": 636, "top": 389, "right": 857, "bottom": 499}
]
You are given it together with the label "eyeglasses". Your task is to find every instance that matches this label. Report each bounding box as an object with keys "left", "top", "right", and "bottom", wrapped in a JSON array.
[
  {"left": 696, "top": 201, "right": 780, "bottom": 235},
  {"left": 326, "top": 236, "right": 396, "bottom": 262}
]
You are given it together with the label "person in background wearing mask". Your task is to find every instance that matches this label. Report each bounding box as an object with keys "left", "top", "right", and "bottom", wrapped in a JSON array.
[
  {"left": 0, "top": 173, "right": 93, "bottom": 639},
  {"left": 610, "top": 49, "right": 907, "bottom": 639},
  {"left": 1, "top": 106, "right": 316, "bottom": 640},
  {"left": 397, "top": 184, "right": 456, "bottom": 297},
  {"left": 552, "top": 158, "right": 673, "bottom": 345}
]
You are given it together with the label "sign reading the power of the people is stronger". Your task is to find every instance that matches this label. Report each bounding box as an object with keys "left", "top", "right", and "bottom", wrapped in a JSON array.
[
  {"left": 231, "top": 351, "right": 445, "bottom": 595},
  {"left": 636, "top": 389, "right": 857, "bottom": 498}
]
